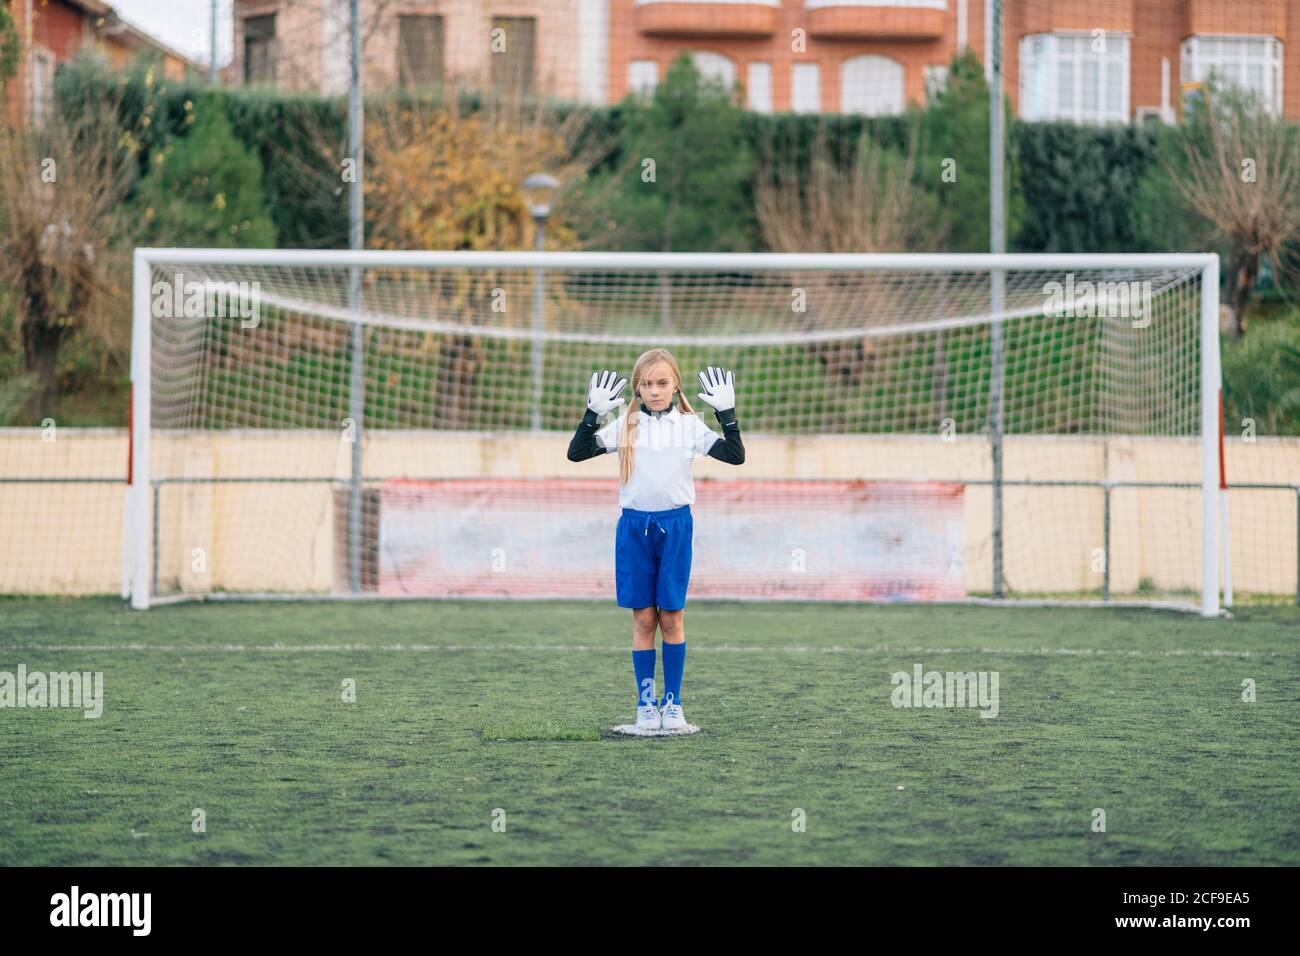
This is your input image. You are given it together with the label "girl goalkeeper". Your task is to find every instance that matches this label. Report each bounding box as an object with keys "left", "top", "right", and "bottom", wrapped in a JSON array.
[{"left": 567, "top": 348, "right": 746, "bottom": 732}]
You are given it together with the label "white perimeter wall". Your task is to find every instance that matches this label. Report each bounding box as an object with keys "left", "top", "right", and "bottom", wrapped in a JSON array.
[{"left": 1, "top": 429, "right": 1297, "bottom": 598}]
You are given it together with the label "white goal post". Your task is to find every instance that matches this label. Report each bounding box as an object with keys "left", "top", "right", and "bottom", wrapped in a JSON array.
[{"left": 129, "top": 249, "right": 1223, "bottom": 615}]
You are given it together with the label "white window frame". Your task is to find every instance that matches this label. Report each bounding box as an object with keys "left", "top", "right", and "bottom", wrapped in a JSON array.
[
  {"left": 804, "top": 0, "right": 945, "bottom": 8},
  {"left": 635, "top": 0, "right": 780, "bottom": 5},
  {"left": 1019, "top": 32, "right": 1130, "bottom": 124},
  {"left": 628, "top": 59, "right": 658, "bottom": 96},
  {"left": 747, "top": 62, "right": 772, "bottom": 113},
  {"left": 1180, "top": 35, "right": 1283, "bottom": 116},
  {"left": 321, "top": 0, "right": 349, "bottom": 95},
  {"left": 840, "top": 54, "right": 905, "bottom": 115},
  {"left": 30, "top": 46, "right": 56, "bottom": 128},
  {"left": 691, "top": 50, "right": 736, "bottom": 92},
  {"left": 923, "top": 64, "right": 949, "bottom": 100},
  {"left": 791, "top": 62, "right": 821, "bottom": 113}
]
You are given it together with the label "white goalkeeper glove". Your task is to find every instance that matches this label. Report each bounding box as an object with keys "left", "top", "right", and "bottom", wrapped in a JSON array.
[
  {"left": 696, "top": 366, "right": 736, "bottom": 413},
  {"left": 587, "top": 369, "right": 627, "bottom": 416}
]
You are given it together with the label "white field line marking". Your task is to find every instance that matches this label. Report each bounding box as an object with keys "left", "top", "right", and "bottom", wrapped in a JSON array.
[{"left": 0, "top": 643, "right": 1287, "bottom": 658}]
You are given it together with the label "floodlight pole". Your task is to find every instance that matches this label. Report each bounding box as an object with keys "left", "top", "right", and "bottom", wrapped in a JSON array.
[
  {"left": 524, "top": 173, "right": 559, "bottom": 432},
  {"left": 531, "top": 221, "right": 546, "bottom": 431},
  {"left": 209, "top": 0, "right": 218, "bottom": 85},
  {"left": 987, "top": 0, "right": 1006, "bottom": 598},
  {"left": 347, "top": 0, "right": 365, "bottom": 593}
]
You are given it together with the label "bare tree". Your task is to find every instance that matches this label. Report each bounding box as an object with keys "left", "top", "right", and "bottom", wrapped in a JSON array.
[
  {"left": 363, "top": 84, "right": 612, "bottom": 428},
  {"left": 754, "top": 125, "right": 946, "bottom": 395},
  {"left": 0, "top": 90, "right": 137, "bottom": 422},
  {"left": 259, "top": 74, "right": 612, "bottom": 427},
  {"left": 756, "top": 123, "right": 944, "bottom": 255},
  {"left": 1165, "top": 87, "right": 1300, "bottom": 337}
]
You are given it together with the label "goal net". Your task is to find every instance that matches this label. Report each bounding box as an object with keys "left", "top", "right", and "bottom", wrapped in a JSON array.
[{"left": 128, "top": 250, "right": 1222, "bottom": 615}]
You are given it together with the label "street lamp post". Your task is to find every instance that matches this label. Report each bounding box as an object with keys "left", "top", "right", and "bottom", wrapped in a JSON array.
[{"left": 523, "top": 173, "right": 559, "bottom": 431}]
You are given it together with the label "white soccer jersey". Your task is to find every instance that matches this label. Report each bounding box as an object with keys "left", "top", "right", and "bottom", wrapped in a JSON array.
[{"left": 595, "top": 405, "right": 721, "bottom": 511}]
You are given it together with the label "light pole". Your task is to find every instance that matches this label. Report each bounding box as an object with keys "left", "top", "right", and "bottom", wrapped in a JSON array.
[
  {"left": 523, "top": 172, "right": 559, "bottom": 431},
  {"left": 209, "top": 0, "right": 218, "bottom": 85}
]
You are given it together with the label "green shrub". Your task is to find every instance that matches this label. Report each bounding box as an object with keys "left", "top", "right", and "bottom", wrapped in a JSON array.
[
  {"left": 577, "top": 54, "right": 755, "bottom": 252},
  {"left": 914, "top": 49, "right": 1023, "bottom": 253},
  {"left": 1223, "top": 313, "right": 1300, "bottom": 436},
  {"left": 1013, "top": 121, "right": 1158, "bottom": 253},
  {"left": 134, "top": 97, "right": 277, "bottom": 248}
]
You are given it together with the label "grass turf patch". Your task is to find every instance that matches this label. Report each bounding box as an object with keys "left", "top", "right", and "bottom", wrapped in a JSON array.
[
  {"left": 0, "top": 597, "right": 1297, "bottom": 865},
  {"left": 481, "top": 722, "right": 602, "bottom": 742}
]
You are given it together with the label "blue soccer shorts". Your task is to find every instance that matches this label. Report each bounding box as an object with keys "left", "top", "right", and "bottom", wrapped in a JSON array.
[{"left": 615, "top": 505, "right": 693, "bottom": 611}]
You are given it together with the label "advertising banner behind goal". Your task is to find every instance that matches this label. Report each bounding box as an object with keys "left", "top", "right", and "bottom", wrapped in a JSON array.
[{"left": 377, "top": 478, "right": 965, "bottom": 601}]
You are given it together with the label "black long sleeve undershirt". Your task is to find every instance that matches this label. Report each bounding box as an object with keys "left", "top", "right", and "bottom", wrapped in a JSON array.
[
  {"left": 567, "top": 408, "right": 604, "bottom": 462},
  {"left": 566, "top": 407, "right": 745, "bottom": 465},
  {"left": 706, "top": 407, "right": 745, "bottom": 465}
]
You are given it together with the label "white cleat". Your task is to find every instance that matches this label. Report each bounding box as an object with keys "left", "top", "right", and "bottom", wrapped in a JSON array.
[
  {"left": 659, "top": 694, "right": 687, "bottom": 731},
  {"left": 635, "top": 703, "right": 662, "bottom": 731}
]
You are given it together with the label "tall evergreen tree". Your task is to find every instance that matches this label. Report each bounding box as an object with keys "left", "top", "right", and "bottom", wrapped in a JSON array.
[
  {"left": 136, "top": 98, "right": 277, "bottom": 248},
  {"left": 915, "top": 49, "right": 1022, "bottom": 253},
  {"left": 591, "top": 54, "right": 755, "bottom": 252}
]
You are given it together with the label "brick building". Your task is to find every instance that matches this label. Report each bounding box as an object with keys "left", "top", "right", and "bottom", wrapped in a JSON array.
[
  {"left": 228, "top": 0, "right": 605, "bottom": 101},
  {"left": 4, "top": 0, "right": 202, "bottom": 127},
  {"left": 226, "top": 0, "right": 1300, "bottom": 121}
]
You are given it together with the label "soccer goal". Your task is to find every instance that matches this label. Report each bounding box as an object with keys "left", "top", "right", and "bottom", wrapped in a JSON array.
[{"left": 128, "top": 249, "right": 1223, "bottom": 615}]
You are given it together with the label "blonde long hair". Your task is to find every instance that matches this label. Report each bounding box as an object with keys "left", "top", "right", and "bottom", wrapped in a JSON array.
[{"left": 618, "top": 348, "right": 698, "bottom": 486}]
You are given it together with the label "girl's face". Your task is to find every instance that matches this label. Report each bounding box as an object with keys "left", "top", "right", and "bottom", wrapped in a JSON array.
[{"left": 638, "top": 361, "right": 677, "bottom": 412}]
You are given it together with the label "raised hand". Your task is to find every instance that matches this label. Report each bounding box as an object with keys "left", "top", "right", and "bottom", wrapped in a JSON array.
[
  {"left": 587, "top": 369, "right": 628, "bottom": 415},
  {"left": 696, "top": 366, "right": 736, "bottom": 413}
]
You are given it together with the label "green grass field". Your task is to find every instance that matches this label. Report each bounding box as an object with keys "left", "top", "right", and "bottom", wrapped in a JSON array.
[{"left": 1, "top": 598, "right": 1297, "bottom": 866}]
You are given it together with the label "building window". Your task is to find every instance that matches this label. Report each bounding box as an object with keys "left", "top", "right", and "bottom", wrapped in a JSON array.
[
  {"left": 792, "top": 62, "right": 821, "bottom": 113},
  {"left": 840, "top": 55, "right": 904, "bottom": 115},
  {"left": 804, "top": 0, "right": 944, "bottom": 6},
  {"left": 1180, "top": 36, "right": 1282, "bottom": 115},
  {"left": 491, "top": 16, "right": 537, "bottom": 94},
  {"left": 244, "top": 15, "right": 277, "bottom": 85},
  {"left": 691, "top": 51, "right": 736, "bottom": 92},
  {"left": 747, "top": 62, "right": 772, "bottom": 113},
  {"left": 629, "top": 60, "right": 658, "bottom": 96},
  {"left": 1019, "top": 33, "right": 1129, "bottom": 123},
  {"left": 30, "top": 47, "right": 55, "bottom": 127},
  {"left": 923, "top": 64, "right": 948, "bottom": 101},
  {"left": 321, "top": 0, "right": 348, "bottom": 95},
  {"left": 399, "top": 15, "right": 445, "bottom": 88}
]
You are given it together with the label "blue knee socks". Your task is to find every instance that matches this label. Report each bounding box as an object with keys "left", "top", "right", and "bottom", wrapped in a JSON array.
[
  {"left": 632, "top": 648, "right": 656, "bottom": 708},
  {"left": 661, "top": 641, "right": 685, "bottom": 707}
]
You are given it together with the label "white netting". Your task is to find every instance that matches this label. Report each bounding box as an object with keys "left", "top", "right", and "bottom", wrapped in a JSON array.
[{"left": 132, "top": 254, "right": 1222, "bottom": 608}]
